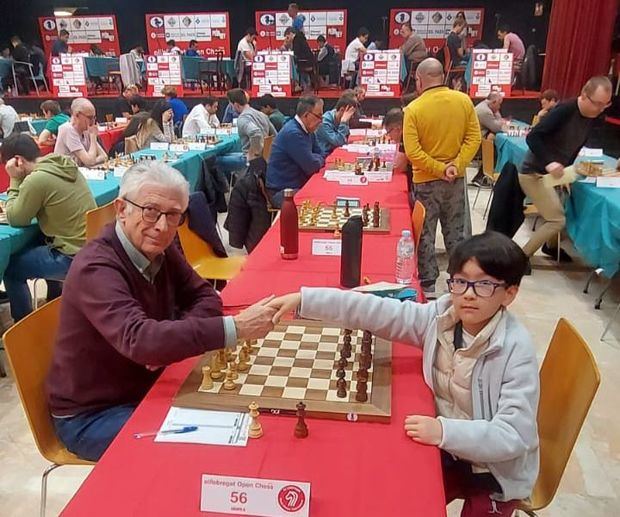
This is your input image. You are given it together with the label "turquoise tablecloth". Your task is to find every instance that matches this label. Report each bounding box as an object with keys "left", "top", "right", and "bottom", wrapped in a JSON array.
[
  {"left": 84, "top": 57, "right": 119, "bottom": 78},
  {"left": 493, "top": 120, "right": 531, "bottom": 172},
  {"left": 181, "top": 56, "right": 235, "bottom": 82},
  {"left": 30, "top": 119, "right": 47, "bottom": 135}
]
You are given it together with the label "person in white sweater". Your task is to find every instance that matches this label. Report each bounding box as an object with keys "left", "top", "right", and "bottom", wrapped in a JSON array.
[{"left": 268, "top": 231, "right": 539, "bottom": 516}]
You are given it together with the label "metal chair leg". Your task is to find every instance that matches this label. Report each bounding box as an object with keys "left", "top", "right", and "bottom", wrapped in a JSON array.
[
  {"left": 483, "top": 188, "right": 494, "bottom": 220},
  {"left": 30, "top": 67, "right": 40, "bottom": 96},
  {"left": 40, "top": 463, "right": 61, "bottom": 517},
  {"left": 472, "top": 186, "right": 481, "bottom": 209},
  {"left": 583, "top": 269, "right": 601, "bottom": 294},
  {"left": 0, "top": 353, "right": 6, "bottom": 378},
  {"left": 601, "top": 301, "right": 620, "bottom": 340},
  {"left": 595, "top": 279, "right": 613, "bottom": 310}
]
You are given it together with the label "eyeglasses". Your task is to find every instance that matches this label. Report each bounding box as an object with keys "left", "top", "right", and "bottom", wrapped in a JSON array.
[
  {"left": 305, "top": 110, "right": 323, "bottom": 121},
  {"left": 446, "top": 278, "right": 506, "bottom": 298},
  {"left": 586, "top": 95, "right": 611, "bottom": 110},
  {"left": 124, "top": 198, "right": 186, "bottom": 227},
  {"left": 78, "top": 112, "right": 96, "bottom": 122}
]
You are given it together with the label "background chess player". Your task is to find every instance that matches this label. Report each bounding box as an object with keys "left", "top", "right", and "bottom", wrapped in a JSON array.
[{"left": 46, "top": 161, "right": 276, "bottom": 461}]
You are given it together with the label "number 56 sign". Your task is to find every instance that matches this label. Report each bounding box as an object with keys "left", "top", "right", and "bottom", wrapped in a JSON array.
[{"left": 200, "top": 474, "right": 311, "bottom": 516}]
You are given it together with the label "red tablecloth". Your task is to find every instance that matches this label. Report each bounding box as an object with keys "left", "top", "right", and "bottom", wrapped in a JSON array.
[
  {"left": 61, "top": 145, "right": 445, "bottom": 516},
  {"left": 99, "top": 126, "right": 125, "bottom": 153},
  {"left": 0, "top": 144, "right": 53, "bottom": 192}
]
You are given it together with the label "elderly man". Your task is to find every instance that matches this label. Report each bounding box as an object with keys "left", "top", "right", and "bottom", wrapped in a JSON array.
[
  {"left": 46, "top": 161, "right": 276, "bottom": 461},
  {"left": 0, "top": 133, "right": 96, "bottom": 321},
  {"left": 400, "top": 23, "right": 427, "bottom": 73},
  {"left": 315, "top": 94, "right": 357, "bottom": 157},
  {"left": 472, "top": 92, "right": 507, "bottom": 187},
  {"left": 519, "top": 76, "right": 613, "bottom": 268},
  {"left": 54, "top": 98, "right": 107, "bottom": 167},
  {"left": 404, "top": 58, "right": 481, "bottom": 297},
  {"left": 266, "top": 96, "right": 325, "bottom": 207}
]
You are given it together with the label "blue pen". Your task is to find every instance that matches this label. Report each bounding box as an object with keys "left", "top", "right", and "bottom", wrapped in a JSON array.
[{"left": 134, "top": 425, "right": 198, "bottom": 439}]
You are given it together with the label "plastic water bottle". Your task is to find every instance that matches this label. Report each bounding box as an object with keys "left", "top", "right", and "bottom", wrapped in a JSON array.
[{"left": 395, "top": 230, "right": 415, "bottom": 284}]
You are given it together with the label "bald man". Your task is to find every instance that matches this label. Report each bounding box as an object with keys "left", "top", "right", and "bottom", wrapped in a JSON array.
[
  {"left": 55, "top": 98, "right": 108, "bottom": 167},
  {"left": 403, "top": 58, "right": 481, "bottom": 297},
  {"left": 472, "top": 92, "right": 508, "bottom": 187}
]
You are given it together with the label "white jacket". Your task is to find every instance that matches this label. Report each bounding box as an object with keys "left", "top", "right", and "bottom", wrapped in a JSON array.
[{"left": 300, "top": 288, "right": 540, "bottom": 502}]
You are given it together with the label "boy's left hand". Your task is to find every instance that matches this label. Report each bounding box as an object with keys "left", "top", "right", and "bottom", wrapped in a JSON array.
[{"left": 404, "top": 415, "right": 443, "bottom": 445}]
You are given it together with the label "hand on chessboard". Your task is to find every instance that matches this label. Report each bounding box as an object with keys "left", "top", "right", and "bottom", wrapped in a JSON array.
[
  {"left": 404, "top": 415, "right": 443, "bottom": 445},
  {"left": 233, "top": 295, "right": 278, "bottom": 340},
  {"left": 267, "top": 292, "right": 302, "bottom": 324}
]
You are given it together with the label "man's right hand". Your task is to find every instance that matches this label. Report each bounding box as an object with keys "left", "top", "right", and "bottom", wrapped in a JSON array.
[
  {"left": 88, "top": 124, "right": 99, "bottom": 138},
  {"left": 341, "top": 106, "right": 356, "bottom": 124},
  {"left": 233, "top": 295, "right": 277, "bottom": 340},
  {"left": 443, "top": 164, "right": 458, "bottom": 182},
  {"left": 546, "top": 161, "right": 564, "bottom": 179}
]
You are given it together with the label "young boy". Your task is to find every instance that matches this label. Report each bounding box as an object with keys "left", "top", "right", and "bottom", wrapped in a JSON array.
[{"left": 268, "top": 231, "right": 539, "bottom": 516}]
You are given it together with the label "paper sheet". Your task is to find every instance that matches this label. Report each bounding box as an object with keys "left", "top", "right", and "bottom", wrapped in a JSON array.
[
  {"left": 154, "top": 407, "right": 249, "bottom": 446},
  {"left": 596, "top": 176, "right": 620, "bottom": 189}
]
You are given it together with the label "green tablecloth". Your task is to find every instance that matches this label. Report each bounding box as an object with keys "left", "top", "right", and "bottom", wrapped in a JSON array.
[
  {"left": 31, "top": 119, "right": 48, "bottom": 135},
  {"left": 84, "top": 57, "right": 119, "bottom": 78},
  {"left": 495, "top": 129, "right": 620, "bottom": 277},
  {"left": 181, "top": 56, "right": 235, "bottom": 82}
]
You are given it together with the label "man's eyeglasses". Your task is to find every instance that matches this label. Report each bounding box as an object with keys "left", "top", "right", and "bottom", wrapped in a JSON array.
[
  {"left": 446, "top": 278, "right": 506, "bottom": 298},
  {"left": 124, "top": 198, "right": 186, "bottom": 227},
  {"left": 305, "top": 110, "right": 323, "bottom": 121},
  {"left": 78, "top": 112, "right": 96, "bottom": 122},
  {"left": 586, "top": 95, "right": 611, "bottom": 110}
]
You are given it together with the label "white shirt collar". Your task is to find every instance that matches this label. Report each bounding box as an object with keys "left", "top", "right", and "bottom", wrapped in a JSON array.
[{"left": 295, "top": 115, "right": 309, "bottom": 133}]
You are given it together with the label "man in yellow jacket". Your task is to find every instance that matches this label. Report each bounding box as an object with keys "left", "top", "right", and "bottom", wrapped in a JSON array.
[{"left": 404, "top": 58, "right": 481, "bottom": 297}]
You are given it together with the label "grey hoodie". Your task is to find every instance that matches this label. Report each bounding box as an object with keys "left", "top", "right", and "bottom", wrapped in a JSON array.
[{"left": 300, "top": 287, "right": 539, "bottom": 502}]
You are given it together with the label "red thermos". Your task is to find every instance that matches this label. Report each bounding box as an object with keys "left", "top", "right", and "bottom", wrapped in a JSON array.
[{"left": 280, "top": 189, "right": 299, "bottom": 259}]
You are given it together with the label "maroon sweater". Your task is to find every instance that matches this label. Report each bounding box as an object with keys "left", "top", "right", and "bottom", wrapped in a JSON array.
[{"left": 47, "top": 224, "right": 226, "bottom": 416}]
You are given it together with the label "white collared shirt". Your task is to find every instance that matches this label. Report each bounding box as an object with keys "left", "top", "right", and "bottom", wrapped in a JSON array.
[
  {"left": 295, "top": 115, "right": 309, "bottom": 134},
  {"left": 345, "top": 37, "right": 366, "bottom": 62}
]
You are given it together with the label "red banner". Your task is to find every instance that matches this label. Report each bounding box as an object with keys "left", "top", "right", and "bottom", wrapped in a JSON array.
[
  {"left": 388, "top": 7, "right": 484, "bottom": 55},
  {"left": 39, "top": 16, "right": 120, "bottom": 57},
  {"left": 145, "top": 54, "right": 184, "bottom": 97},
  {"left": 49, "top": 54, "right": 88, "bottom": 98},
  {"left": 251, "top": 53, "right": 293, "bottom": 98},
  {"left": 255, "top": 10, "right": 347, "bottom": 54},
  {"left": 145, "top": 13, "right": 231, "bottom": 57},
  {"left": 469, "top": 49, "right": 513, "bottom": 98},
  {"left": 359, "top": 51, "right": 402, "bottom": 98}
]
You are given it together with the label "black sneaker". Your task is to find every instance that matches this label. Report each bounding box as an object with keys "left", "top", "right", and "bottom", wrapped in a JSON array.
[
  {"left": 470, "top": 175, "right": 493, "bottom": 189},
  {"left": 541, "top": 244, "right": 573, "bottom": 263}
]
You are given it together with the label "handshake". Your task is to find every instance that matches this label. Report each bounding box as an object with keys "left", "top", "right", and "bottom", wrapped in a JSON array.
[{"left": 232, "top": 293, "right": 303, "bottom": 341}]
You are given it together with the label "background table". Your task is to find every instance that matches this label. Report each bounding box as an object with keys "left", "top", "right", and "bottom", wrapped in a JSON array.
[
  {"left": 60, "top": 144, "right": 444, "bottom": 517},
  {"left": 182, "top": 56, "right": 235, "bottom": 85}
]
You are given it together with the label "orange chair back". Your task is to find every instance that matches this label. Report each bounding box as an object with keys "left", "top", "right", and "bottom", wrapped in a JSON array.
[
  {"left": 481, "top": 138, "right": 496, "bottom": 179},
  {"left": 177, "top": 221, "right": 217, "bottom": 265},
  {"left": 411, "top": 200, "right": 426, "bottom": 251},
  {"left": 2, "top": 298, "right": 92, "bottom": 466},
  {"left": 85, "top": 201, "right": 116, "bottom": 241},
  {"left": 530, "top": 318, "right": 600, "bottom": 510},
  {"left": 262, "top": 135, "right": 274, "bottom": 161}
]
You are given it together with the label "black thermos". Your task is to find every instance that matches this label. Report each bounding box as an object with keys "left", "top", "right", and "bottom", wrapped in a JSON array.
[{"left": 340, "top": 215, "right": 363, "bottom": 288}]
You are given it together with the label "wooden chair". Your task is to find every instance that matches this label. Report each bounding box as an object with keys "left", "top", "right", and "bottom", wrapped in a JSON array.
[
  {"left": 442, "top": 46, "right": 466, "bottom": 88},
  {"left": 85, "top": 201, "right": 116, "bottom": 241},
  {"left": 107, "top": 63, "right": 123, "bottom": 94},
  {"left": 472, "top": 139, "right": 500, "bottom": 218},
  {"left": 262, "top": 135, "right": 274, "bottom": 161},
  {"left": 2, "top": 298, "right": 95, "bottom": 517},
  {"left": 517, "top": 318, "right": 600, "bottom": 515},
  {"left": 177, "top": 222, "right": 246, "bottom": 289},
  {"left": 199, "top": 53, "right": 223, "bottom": 95},
  {"left": 410, "top": 200, "right": 426, "bottom": 251}
]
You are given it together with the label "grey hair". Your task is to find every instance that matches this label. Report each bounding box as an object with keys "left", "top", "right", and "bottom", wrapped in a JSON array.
[
  {"left": 296, "top": 95, "right": 323, "bottom": 116},
  {"left": 487, "top": 92, "right": 503, "bottom": 102},
  {"left": 71, "top": 97, "right": 95, "bottom": 114},
  {"left": 119, "top": 161, "right": 190, "bottom": 207}
]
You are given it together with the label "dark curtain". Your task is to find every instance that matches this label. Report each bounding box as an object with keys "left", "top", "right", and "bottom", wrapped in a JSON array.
[{"left": 542, "top": 0, "right": 618, "bottom": 98}]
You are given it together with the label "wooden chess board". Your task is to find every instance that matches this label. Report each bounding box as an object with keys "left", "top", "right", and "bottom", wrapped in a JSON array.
[
  {"left": 174, "top": 320, "right": 392, "bottom": 422},
  {"left": 298, "top": 205, "right": 390, "bottom": 233}
]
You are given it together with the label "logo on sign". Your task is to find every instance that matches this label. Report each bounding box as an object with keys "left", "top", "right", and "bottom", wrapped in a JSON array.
[
  {"left": 360, "top": 176, "right": 368, "bottom": 184},
  {"left": 278, "top": 485, "right": 306, "bottom": 512},
  {"left": 260, "top": 14, "right": 275, "bottom": 26},
  {"left": 363, "top": 53, "right": 374, "bottom": 61},
  {"left": 150, "top": 17, "right": 164, "bottom": 28},
  {"left": 395, "top": 11, "right": 410, "bottom": 24},
  {"left": 43, "top": 19, "right": 56, "bottom": 31}
]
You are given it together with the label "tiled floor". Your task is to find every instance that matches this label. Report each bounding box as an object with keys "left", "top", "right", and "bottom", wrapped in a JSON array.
[{"left": 1, "top": 178, "right": 618, "bottom": 516}]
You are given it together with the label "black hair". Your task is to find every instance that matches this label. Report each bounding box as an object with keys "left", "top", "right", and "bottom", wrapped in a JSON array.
[
  {"left": 189, "top": 39, "right": 198, "bottom": 46},
  {"left": 203, "top": 96, "right": 218, "bottom": 107},
  {"left": 447, "top": 232, "right": 528, "bottom": 287},
  {"left": 0, "top": 133, "right": 41, "bottom": 164},
  {"left": 227, "top": 88, "right": 248, "bottom": 106},
  {"left": 497, "top": 24, "right": 511, "bottom": 33},
  {"left": 383, "top": 107, "right": 403, "bottom": 128},
  {"left": 317, "top": 35, "right": 326, "bottom": 43},
  {"left": 59, "top": 29, "right": 70, "bottom": 37},
  {"left": 357, "top": 27, "right": 370, "bottom": 38},
  {"left": 296, "top": 95, "right": 322, "bottom": 116},
  {"left": 246, "top": 27, "right": 257, "bottom": 37},
  {"left": 166, "top": 39, "right": 176, "bottom": 46},
  {"left": 284, "top": 27, "right": 294, "bottom": 37},
  {"left": 148, "top": 100, "right": 172, "bottom": 132},
  {"left": 129, "top": 95, "right": 146, "bottom": 111},
  {"left": 40, "top": 100, "right": 62, "bottom": 115},
  {"left": 335, "top": 95, "right": 358, "bottom": 111},
  {"left": 259, "top": 94, "right": 278, "bottom": 109}
]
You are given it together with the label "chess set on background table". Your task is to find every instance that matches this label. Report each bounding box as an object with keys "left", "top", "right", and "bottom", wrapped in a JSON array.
[
  {"left": 0, "top": 200, "right": 7, "bottom": 224},
  {"left": 175, "top": 320, "right": 392, "bottom": 422},
  {"left": 576, "top": 160, "right": 620, "bottom": 177},
  {"left": 331, "top": 156, "right": 393, "bottom": 175},
  {"left": 297, "top": 199, "right": 390, "bottom": 233}
]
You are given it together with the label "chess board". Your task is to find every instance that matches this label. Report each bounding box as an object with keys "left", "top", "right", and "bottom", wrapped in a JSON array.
[
  {"left": 298, "top": 205, "right": 390, "bottom": 234},
  {"left": 175, "top": 320, "right": 392, "bottom": 422}
]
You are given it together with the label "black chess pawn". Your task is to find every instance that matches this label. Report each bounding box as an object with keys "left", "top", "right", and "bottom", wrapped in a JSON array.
[
  {"left": 343, "top": 200, "right": 350, "bottom": 218},
  {"left": 355, "top": 378, "right": 368, "bottom": 402},
  {"left": 294, "top": 401, "right": 309, "bottom": 438},
  {"left": 336, "top": 377, "right": 347, "bottom": 398}
]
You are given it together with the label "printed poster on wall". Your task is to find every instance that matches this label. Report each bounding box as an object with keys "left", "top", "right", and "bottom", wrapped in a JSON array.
[
  {"left": 145, "top": 12, "right": 231, "bottom": 57},
  {"left": 251, "top": 53, "right": 293, "bottom": 98},
  {"left": 50, "top": 54, "right": 88, "bottom": 98},
  {"left": 39, "top": 16, "right": 121, "bottom": 57},
  {"left": 255, "top": 9, "right": 347, "bottom": 53},
  {"left": 388, "top": 8, "right": 484, "bottom": 55},
  {"left": 146, "top": 54, "right": 184, "bottom": 97},
  {"left": 469, "top": 49, "right": 513, "bottom": 97},
  {"left": 359, "top": 50, "right": 402, "bottom": 98}
]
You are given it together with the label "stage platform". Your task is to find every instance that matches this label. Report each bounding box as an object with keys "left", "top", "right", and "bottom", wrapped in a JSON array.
[{"left": 7, "top": 89, "right": 541, "bottom": 127}]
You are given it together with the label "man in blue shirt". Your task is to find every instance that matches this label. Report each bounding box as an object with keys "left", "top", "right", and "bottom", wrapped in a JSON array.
[
  {"left": 266, "top": 96, "right": 325, "bottom": 207},
  {"left": 185, "top": 40, "right": 199, "bottom": 57},
  {"left": 162, "top": 85, "right": 189, "bottom": 128},
  {"left": 51, "top": 30, "right": 70, "bottom": 56},
  {"left": 315, "top": 95, "right": 357, "bottom": 157}
]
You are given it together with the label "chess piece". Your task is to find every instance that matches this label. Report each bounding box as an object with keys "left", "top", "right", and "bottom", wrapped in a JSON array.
[
  {"left": 372, "top": 202, "right": 380, "bottom": 228},
  {"left": 238, "top": 347, "right": 250, "bottom": 372},
  {"left": 210, "top": 353, "right": 224, "bottom": 380},
  {"left": 336, "top": 377, "right": 347, "bottom": 398},
  {"left": 361, "top": 206, "right": 369, "bottom": 227},
  {"left": 294, "top": 401, "right": 309, "bottom": 438},
  {"left": 223, "top": 367, "right": 237, "bottom": 390},
  {"left": 355, "top": 162, "right": 363, "bottom": 175},
  {"left": 381, "top": 159, "right": 387, "bottom": 170},
  {"left": 248, "top": 402, "right": 264, "bottom": 438},
  {"left": 343, "top": 200, "right": 350, "bottom": 218},
  {"left": 333, "top": 224, "right": 341, "bottom": 238},
  {"left": 367, "top": 160, "right": 373, "bottom": 172},
  {"left": 218, "top": 349, "right": 227, "bottom": 369},
  {"left": 199, "top": 365, "right": 214, "bottom": 391},
  {"left": 230, "top": 360, "right": 239, "bottom": 380},
  {"left": 342, "top": 332, "right": 352, "bottom": 359},
  {"left": 247, "top": 339, "right": 259, "bottom": 355},
  {"left": 355, "top": 377, "right": 368, "bottom": 402}
]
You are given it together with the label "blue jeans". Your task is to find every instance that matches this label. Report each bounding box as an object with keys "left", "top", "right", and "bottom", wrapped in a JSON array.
[
  {"left": 3, "top": 245, "right": 73, "bottom": 321},
  {"left": 54, "top": 404, "right": 137, "bottom": 461},
  {"left": 216, "top": 152, "right": 247, "bottom": 183}
]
